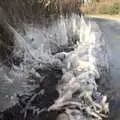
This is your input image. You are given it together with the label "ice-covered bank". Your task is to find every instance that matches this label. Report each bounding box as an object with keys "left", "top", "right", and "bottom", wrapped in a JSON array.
[{"left": 0, "top": 13, "right": 110, "bottom": 120}]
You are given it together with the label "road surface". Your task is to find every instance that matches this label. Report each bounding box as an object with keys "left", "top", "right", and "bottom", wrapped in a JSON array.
[
  {"left": 91, "top": 17, "right": 120, "bottom": 87},
  {"left": 89, "top": 17, "right": 120, "bottom": 120}
]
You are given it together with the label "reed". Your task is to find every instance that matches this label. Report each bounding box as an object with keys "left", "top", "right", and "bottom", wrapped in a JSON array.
[{"left": 0, "top": 0, "right": 82, "bottom": 26}]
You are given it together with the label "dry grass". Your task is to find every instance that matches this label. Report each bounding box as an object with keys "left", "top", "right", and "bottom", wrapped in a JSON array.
[
  {"left": 82, "top": 0, "right": 120, "bottom": 15},
  {"left": 0, "top": 0, "right": 82, "bottom": 27}
]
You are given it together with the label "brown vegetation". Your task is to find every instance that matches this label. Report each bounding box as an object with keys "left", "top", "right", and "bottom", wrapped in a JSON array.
[
  {"left": 82, "top": 0, "right": 120, "bottom": 15},
  {"left": 0, "top": 0, "right": 82, "bottom": 26}
]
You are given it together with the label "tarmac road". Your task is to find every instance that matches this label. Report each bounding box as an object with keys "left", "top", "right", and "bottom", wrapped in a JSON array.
[
  {"left": 91, "top": 17, "right": 120, "bottom": 88},
  {"left": 89, "top": 17, "right": 120, "bottom": 120}
]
